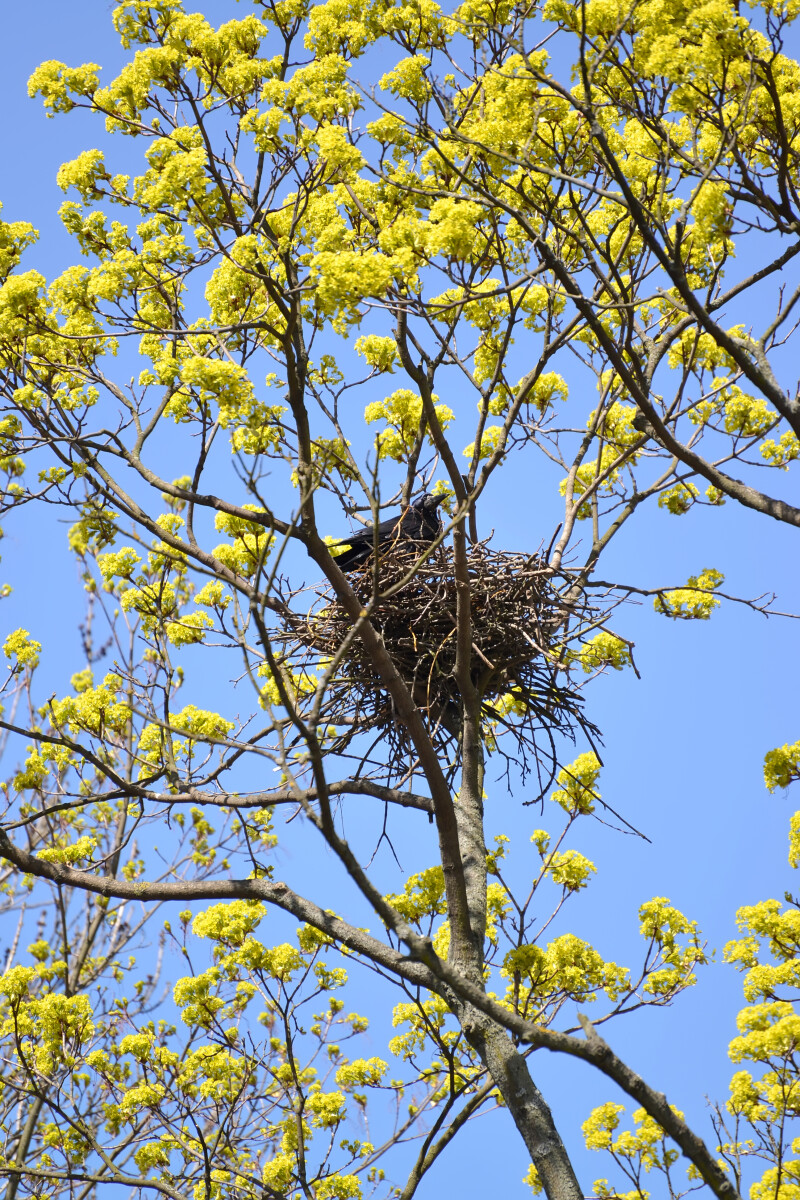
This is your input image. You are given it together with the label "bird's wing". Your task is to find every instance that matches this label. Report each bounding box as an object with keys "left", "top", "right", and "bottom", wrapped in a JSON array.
[
  {"left": 374, "top": 512, "right": 404, "bottom": 537},
  {"left": 331, "top": 527, "right": 371, "bottom": 548}
]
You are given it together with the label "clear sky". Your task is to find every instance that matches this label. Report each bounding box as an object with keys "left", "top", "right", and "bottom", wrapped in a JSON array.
[{"left": 1, "top": 3, "right": 799, "bottom": 1196}]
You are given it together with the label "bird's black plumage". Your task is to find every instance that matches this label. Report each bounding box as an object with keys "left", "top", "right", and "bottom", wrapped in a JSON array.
[{"left": 331, "top": 493, "right": 444, "bottom": 570}]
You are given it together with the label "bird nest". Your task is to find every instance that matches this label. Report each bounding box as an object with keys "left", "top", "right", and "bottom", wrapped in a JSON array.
[{"left": 285, "top": 541, "right": 596, "bottom": 784}]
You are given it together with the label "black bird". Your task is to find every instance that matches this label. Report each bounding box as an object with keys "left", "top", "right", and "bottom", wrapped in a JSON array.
[{"left": 331, "top": 493, "right": 445, "bottom": 571}]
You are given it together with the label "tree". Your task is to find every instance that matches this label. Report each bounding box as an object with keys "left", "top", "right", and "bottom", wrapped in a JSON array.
[{"left": 0, "top": 0, "right": 798, "bottom": 1198}]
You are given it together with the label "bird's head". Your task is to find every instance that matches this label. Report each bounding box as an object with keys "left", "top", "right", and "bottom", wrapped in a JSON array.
[{"left": 412, "top": 492, "right": 445, "bottom": 513}]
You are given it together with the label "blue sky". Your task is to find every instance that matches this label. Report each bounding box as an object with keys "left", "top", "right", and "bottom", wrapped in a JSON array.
[{"left": 1, "top": 2, "right": 800, "bottom": 1196}]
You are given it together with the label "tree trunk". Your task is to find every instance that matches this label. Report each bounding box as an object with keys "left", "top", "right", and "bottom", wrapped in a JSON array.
[{"left": 462, "top": 1009, "right": 583, "bottom": 1200}]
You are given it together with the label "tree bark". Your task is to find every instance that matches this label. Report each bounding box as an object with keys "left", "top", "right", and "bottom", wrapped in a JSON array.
[{"left": 460, "top": 1005, "right": 583, "bottom": 1200}]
